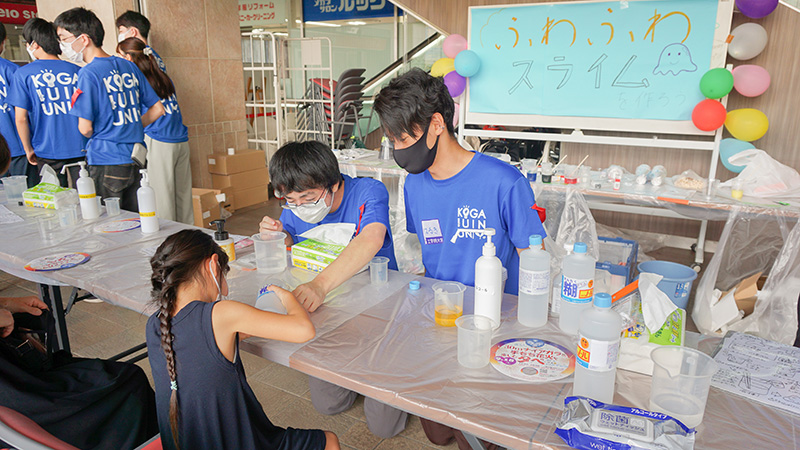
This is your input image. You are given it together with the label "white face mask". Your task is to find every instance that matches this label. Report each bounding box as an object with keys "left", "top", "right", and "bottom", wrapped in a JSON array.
[
  {"left": 60, "top": 36, "right": 85, "bottom": 64},
  {"left": 26, "top": 44, "right": 36, "bottom": 61},
  {"left": 287, "top": 189, "right": 332, "bottom": 224},
  {"left": 209, "top": 260, "right": 227, "bottom": 301},
  {"left": 117, "top": 29, "right": 131, "bottom": 43}
]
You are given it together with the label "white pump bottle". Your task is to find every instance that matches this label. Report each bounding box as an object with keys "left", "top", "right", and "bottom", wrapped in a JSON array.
[
  {"left": 474, "top": 228, "right": 502, "bottom": 328},
  {"left": 61, "top": 161, "right": 99, "bottom": 220},
  {"left": 137, "top": 169, "right": 159, "bottom": 233}
]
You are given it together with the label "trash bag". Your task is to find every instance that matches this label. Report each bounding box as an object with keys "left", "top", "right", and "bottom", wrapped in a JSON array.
[
  {"left": 721, "top": 149, "right": 800, "bottom": 199},
  {"left": 692, "top": 207, "right": 800, "bottom": 344}
]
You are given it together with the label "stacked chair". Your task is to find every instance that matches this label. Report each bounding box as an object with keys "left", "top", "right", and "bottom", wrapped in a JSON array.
[{"left": 296, "top": 68, "right": 366, "bottom": 147}]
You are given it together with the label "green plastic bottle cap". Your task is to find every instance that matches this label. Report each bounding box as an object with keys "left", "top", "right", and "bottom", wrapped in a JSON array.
[
  {"left": 529, "top": 235, "right": 543, "bottom": 247},
  {"left": 594, "top": 293, "right": 612, "bottom": 308}
]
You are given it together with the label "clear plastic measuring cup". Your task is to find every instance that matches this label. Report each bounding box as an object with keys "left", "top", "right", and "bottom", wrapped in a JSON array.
[
  {"left": 252, "top": 232, "right": 287, "bottom": 274},
  {"left": 1, "top": 176, "right": 28, "bottom": 204},
  {"left": 649, "top": 347, "right": 718, "bottom": 428},
  {"left": 455, "top": 315, "right": 495, "bottom": 368},
  {"left": 433, "top": 281, "right": 465, "bottom": 327}
]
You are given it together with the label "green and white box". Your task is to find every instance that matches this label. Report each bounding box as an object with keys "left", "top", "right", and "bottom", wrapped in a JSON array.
[
  {"left": 291, "top": 239, "right": 345, "bottom": 273},
  {"left": 22, "top": 183, "right": 70, "bottom": 209}
]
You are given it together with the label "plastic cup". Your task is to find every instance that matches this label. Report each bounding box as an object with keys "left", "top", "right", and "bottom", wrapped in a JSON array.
[
  {"left": 649, "top": 347, "right": 718, "bottom": 428},
  {"left": 104, "top": 197, "right": 121, "bottom": 216},
  {"left": 369, "top": 256, "right": 389, "bottom": 285},
  {"left": 57, "top": 204, "right": 79, "bottom": 228},
  {"left": 37, "top": 216, "right": 59, "bottom": 242},
  {"left": 2, "top": 175, "right": 28, "bottom": 204},
  {"left": 252, "top": 232, "right": 287, "bottom": 274},
  {"left": 433, "top": 281, "right": 465, "bottom": 327},
  {"left": 455, "top": 315, "right": 495, "bottom": 368}
]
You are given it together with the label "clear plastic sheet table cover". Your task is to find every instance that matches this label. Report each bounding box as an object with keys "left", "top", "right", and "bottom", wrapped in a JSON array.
[{"left": 288, "top": 278, "right": 800, "bottom": 450}]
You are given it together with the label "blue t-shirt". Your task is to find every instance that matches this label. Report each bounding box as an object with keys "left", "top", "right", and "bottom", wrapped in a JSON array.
[
  {"left": 70, "top": 56, "right": 160, "bottom": 165},
  {"left": 404, "top": 152, "right": 546, "bottom": 295},
  {"left": 8, "top": 59, "right": 87, "bottom": 160},
  {"left": 0, "top": 58, "right": 23, "bottom": 158},
  {"left": 281, "top": 174, "right": 398, "bottom": 270},
  {"left": 148, "top": 47, "right": 167, "bottom": 73},
  {"left": 144, "top": 93, "right": 188, "bottom": 143}
]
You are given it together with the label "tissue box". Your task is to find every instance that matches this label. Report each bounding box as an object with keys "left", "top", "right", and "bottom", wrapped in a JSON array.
[
  {"left": 291, "top": 239, "right": 345, "bottom": 273},
  {"left": 22, "top": 183, "right": 69, "bottom": 209}
]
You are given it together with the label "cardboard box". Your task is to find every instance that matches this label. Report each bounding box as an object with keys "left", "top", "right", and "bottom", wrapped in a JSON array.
[
  {"left": 192, "top": 188, "right": 222, "bottom": 228},
  {"left": 211, "top": 167, "right": 269, "bottom": 191},
  {"left": 233, "top": 185, "right": 269, "bottom": 209},
  {"left": 219, "top": 186, "right": 236, "bottom": 212},
  {"left": 22, "top": 183, "right": 70, "bottom": 209},
  {"left": 291, "top": 239, "right": 345, "bottom": 273},
  {"left": 207, "top": 149, "right": 266, "bottom": 175},
  {"left": 726, "top": 272, "right": 763, "bottom": 317}
]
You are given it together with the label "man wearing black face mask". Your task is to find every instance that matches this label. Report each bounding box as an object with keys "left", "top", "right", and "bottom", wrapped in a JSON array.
[{"left": 374, "top": 68, "right": 547, "bottom": 450}]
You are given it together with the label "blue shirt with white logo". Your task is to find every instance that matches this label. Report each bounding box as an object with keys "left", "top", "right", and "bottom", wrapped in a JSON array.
[
  {"left": 0, "top": 57, "right": 23, "bottom": 158},
  {"left": 70, "top": 56, "right": 160, "bottom": 165},
  {"left": 281, "top": 174, "right": 397, "bottom": 270},
  {"left": 8, "top": 59, "right": 87, "bottom": 160},
  {"left": 148, "top": 47, "right": 166, "bottom": 73},
  {"left": 144, "top": 93, "right": 188, "bottom": 143},
  {"left": 404, "top": 151, "right": 546, "bottom": 295}
]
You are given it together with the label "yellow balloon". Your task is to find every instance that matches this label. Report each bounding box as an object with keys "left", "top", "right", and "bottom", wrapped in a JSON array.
[
  {"left": 724, "top": 108, "right": 769, "bottom": 142},
  {"left": 431, "top": 58, "right": 455, "bottom": 78}
]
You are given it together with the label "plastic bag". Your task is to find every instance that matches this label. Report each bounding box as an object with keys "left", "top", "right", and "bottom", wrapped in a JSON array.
[
  {"left": 671, "top": 169, "right": 707, "bottom": 191},
  {"left": 721, "top": 149, "right": 800, "bottom": 199},
  {"left": 692, "top": 207, "right": 800, "bottom": 344}
]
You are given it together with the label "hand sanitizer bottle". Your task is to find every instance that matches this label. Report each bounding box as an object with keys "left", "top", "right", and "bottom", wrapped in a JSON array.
[
  {"left": 211, "top": 219, "right": 236, "bottom": 262},
  {"left": 474, "top": 228, "right": 502, "bottom": 328},
  {"left": 73, "top": 161, "right": 99, "bottom": 220},
  {"left": 137, "top": 169, "right": 159, "bottom": 233}
]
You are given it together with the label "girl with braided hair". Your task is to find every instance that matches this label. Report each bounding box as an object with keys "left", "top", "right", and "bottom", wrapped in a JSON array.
[{"left": 146, "top": 229, "right": 340, "bottom": 450}]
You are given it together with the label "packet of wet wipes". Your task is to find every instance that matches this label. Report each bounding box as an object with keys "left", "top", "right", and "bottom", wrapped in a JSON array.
[{"left": 555, "top": 396, "right": 695, "bottom": 450}]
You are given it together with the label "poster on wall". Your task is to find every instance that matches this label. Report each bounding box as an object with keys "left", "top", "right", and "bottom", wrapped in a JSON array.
[
  {"left": 0, "top": 2, "right": 37, "bottom": 25},
  {"left": 239, "top": 0, "right": 287, "bottom": 27},
  {"left": 303, "top": 0, "right": 396, "bottom": 22}
]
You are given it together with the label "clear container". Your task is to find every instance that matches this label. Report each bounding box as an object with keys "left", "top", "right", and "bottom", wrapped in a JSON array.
[
  {"left": 252, "top": 232, "right": 287, "bottom": 274},
  {"left": 578, "top": 166, "right": 591, "bottom": 186},
  {"left": 433, "top": 281, "right": 465, "bottom": 327},
  {"left": 649, "top": 347, "right": 718, "bottom": 429},
  {"left": 559, "top": 242, "right": 596, "bottom": 335},
  {"left": 369, "top": 256, "right": 389, "bottom": 284},
  {"left": 57, "top": 204, "right": 79, "bottom": 228},
  {"left": 455, "top": 315, "right": 495, "bottom": 368},
  {"left": 2, "top": 175, "right": 28, "bottom": 204},
  {"left": 518, "top": 235, "right": 550, "bottom": 328},
  {"left": 104, "top": 197, "right": 121, "bottom": 216},
  {"left": 573, "top": 293, "right": 622, "bottom": 404},
  {"left": 37, "top": 216, "right": 59, "bottom": 241}
]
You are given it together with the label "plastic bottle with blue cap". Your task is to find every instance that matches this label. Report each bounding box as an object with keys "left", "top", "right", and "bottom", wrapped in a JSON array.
[
  {"left": 518, "top": 234, "right": 550, "bottom": 328},
  {"left": 573, "top": 292, "right": 622, "bottom": 404},
  {"left": 559, "top": 242, "right": 596, "bottom": 335}
]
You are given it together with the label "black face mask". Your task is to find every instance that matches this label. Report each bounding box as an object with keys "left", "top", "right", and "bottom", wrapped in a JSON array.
[{"left": 393, "top": 125, "right": 439, "bottom": 174}]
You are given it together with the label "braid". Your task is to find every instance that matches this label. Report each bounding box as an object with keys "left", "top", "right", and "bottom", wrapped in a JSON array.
[{"left": 157, "top": 283, "right": 180, "bottom": 450}]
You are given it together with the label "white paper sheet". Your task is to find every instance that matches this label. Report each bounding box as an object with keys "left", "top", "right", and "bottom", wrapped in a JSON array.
[{"left": 0, "top": 205, "right": 23, "bottom": 224}]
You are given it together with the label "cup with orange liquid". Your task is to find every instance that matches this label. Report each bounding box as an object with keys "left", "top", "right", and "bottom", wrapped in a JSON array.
[{"left": 433, "top": 281, "right": 465, "bottom": 327}]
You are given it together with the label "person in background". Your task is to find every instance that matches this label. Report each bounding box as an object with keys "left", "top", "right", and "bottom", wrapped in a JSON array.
[
  {"left": 147, "top": 229, "right": 340, "bottom": 450},
  {"left": 0, "top": 23, "right": 35, "bottom": 187},
  {"left": 9, "top": 18, "right": 87, "bottom": 188},
  {"left": 117, "top": 37, "right": 191, "bottom": 224},
  {"left": 115, "top": 10, "right": 166, "bottom": 73},
  {"left": 374, "top": 67, "right": 547, "bottom": 450},
  {"left": 259, "top": 140, "right": 406, "bottom": 439},
  {"left": 54, "top": 7, "right": 165, "bottom": 212},
  {"left": 0, "top": 134, "right": 9, "bottom": 175}
]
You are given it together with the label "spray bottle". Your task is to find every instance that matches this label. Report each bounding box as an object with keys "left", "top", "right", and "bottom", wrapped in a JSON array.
[
  {"left": 474, "top": 228, "right": 502, "bottom": 328},
  {"left": 211, "top": 219, "right": 236, "bottom": 262},
  {"left": 61, "top": 161, "right": 99, "bottom": 220},
  {"left": 137, "top": 169, "right": 159, "bottom": 233}
]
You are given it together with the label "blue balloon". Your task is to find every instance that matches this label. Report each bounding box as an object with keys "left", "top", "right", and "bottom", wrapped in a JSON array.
[
  {"left": 719, "top": 138, "right": 755, "bottom": 173},
  {"left": 454, "top": 50, "right": 481, "bottom": 78}
]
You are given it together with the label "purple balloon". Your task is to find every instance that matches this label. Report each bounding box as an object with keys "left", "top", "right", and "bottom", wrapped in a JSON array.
[
  {"left": 444, "top": 71, "right": 466, "bottom": 97},
  {"left": 736, "top": 0, "right": 778, "bottom": 18}
]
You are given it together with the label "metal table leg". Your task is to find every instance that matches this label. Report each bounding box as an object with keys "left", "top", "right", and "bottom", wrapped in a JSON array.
[{"left": 39, "top": 283, "right": 70, "bottom": 353}]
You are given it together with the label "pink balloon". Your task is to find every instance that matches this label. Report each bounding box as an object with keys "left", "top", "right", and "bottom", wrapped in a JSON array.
[
  {"left": 732, "top": 65, "right": 771, "bottom": 97},
  {"left": 443, "top": 34, "right": 468, "bottom": 59},
  {"left": 444, "top": 71, "right": 466, "bottom": 97}
]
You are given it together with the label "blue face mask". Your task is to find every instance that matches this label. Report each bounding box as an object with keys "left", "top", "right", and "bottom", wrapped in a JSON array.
[{"left": 393, "top": 124, "right": 439, "bottom": 174}]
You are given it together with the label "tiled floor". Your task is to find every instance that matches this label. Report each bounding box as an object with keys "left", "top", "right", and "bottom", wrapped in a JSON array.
[{"left": 0, "top": 198, "right": 710, "bottom": 449}]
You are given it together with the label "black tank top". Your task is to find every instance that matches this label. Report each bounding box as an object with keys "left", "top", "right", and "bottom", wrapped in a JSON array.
[{"left": 146, "top": 300, "right": 288, "bottom": 450}]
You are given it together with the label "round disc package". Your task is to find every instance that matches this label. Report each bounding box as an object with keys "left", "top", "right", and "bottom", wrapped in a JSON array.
[
  {"left": 94, "top": 218, "right": 141, "bottom": 233},
  {"left": 25, "top": 252, "right": 91, "bottom": 272},
  {"left": 490, "top": 338, "right": 575, "bottom": 382}
]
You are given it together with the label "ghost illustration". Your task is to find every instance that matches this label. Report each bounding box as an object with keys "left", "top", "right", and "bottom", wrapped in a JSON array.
[{"left": 652, "top": 43, "right": 697, "bottom": 76}]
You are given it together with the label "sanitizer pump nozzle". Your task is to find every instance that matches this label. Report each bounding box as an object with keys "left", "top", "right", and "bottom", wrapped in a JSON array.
[
  {"left": 474, "top": 227, "right": 502, "bottom": 328},
  {"left": 211, "top": 219, "right": 236, "bottom": 262}
]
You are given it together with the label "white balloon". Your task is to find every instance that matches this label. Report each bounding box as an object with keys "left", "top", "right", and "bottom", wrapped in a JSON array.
[{"left": 728, "top": 23, "right": 768, "bottom": 60}]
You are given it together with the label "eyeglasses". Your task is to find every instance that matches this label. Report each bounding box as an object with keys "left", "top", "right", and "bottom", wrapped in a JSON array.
[{"left": 279, "top": 189, "right": 328, "bottom": 210}]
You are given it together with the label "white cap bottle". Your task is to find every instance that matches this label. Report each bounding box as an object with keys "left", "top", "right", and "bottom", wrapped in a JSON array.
[
  {"left": 73, "top": 161, "right": 99, "bottom": 220},
  {"left": 474, "top": 228, "right": 502, "bottom": 328},
  {"left": 137, "top": 169, "right": 159, "bottom": 233}
]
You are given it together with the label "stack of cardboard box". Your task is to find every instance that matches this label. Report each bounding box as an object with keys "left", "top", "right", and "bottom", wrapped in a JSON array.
[{"left": 209, "top": 148, "right": 270, "bottom": 211}]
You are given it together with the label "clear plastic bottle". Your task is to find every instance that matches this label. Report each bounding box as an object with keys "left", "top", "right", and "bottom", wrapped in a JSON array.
[
  {"left": 573, "top": 293, "right": 622, "bottom": 404},
  {"left": 559, "top": 242, "right": 595, "bottom": 335},
  {"left": 518, "top": 234, "right": 550, "bottom": 328}
]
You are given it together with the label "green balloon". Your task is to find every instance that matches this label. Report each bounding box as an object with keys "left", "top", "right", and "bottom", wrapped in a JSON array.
[{"left": 699, "top": 68, "right": 734, "bottom": 99}]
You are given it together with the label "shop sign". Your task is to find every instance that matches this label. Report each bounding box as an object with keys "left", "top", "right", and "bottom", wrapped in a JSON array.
[
  {"left": 0, "top": 2, "right": 36, "bottom": 25},
  {"left": 239, "top": 0, "right": 287, "bottom": 27},
  {"left": 303, "top": 0, "right": 396, "bottom": 22}
]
